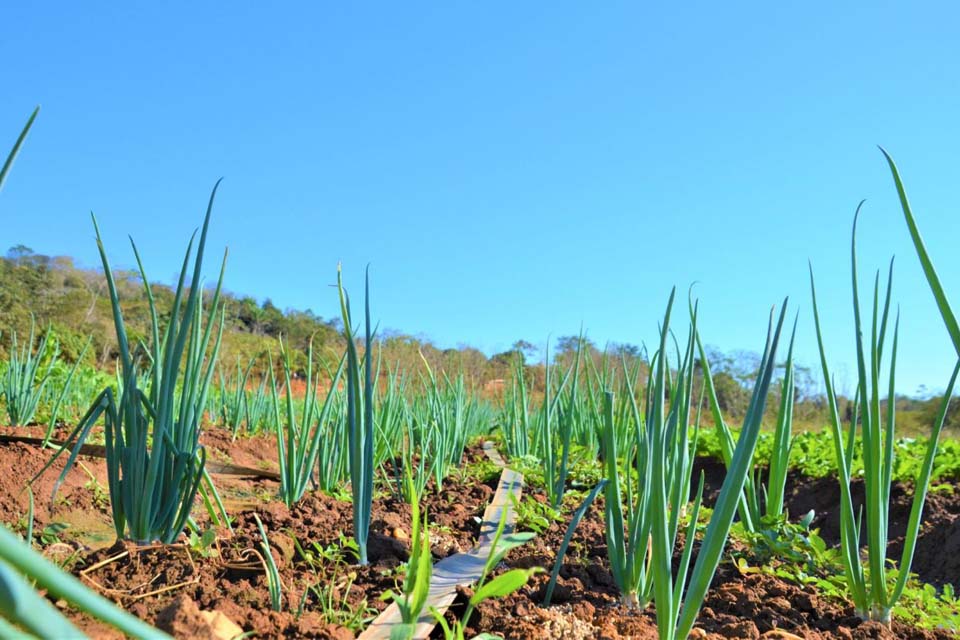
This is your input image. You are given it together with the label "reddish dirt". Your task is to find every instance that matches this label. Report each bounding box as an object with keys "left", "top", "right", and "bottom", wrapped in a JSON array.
[
  {"left": 0, "top": 426, "right": 497, "bottom": 638},
  {"left": 1, "top": 426, "right": 958, "bottom": 639},
  {"left": 0, "top": 427, "right": 114, "bottom": 548},
  {"left": 466, "top": 488, "right": 958, "bottom": 640}
]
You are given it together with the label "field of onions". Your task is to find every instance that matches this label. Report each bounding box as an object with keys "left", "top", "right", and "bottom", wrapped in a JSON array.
[{"left": 2, "top": 111, "right": 959, "bottom": 640}]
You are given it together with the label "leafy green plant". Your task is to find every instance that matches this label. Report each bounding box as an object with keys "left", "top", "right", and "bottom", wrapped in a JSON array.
[
  {"left": 892, "top": 581, "right": 960, "bottom": 632},
  {"left": 188, "top": 528, "right": 219, "bottom": 559},
  {"left": 810, "top": 208, "right": 960, "bottom": 623},
  {"left": 381, "top": 470, "right": 434, "bottom": 640},
  {"left": 513, "top": 495, "right": 562, "bottom": 536},
  {"left": 432, "top": 512, "right": 540, "bottom": 640},
  {"left": 730, "top": 511, "right": 824, "bottom": 578},
  {"left": 301, "top": 569, "right": 376, "bottom": 632}
]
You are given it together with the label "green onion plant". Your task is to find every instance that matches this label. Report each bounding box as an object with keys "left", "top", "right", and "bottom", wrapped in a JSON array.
[
  {"left": 541, "top": 335, "right": 584, "bottom": 510},
  {"left": 2, "top": 320, "right": 60, "bottom": 427},
  {"left": 37, "top": 184, "right": 228, "bottom": 544},
  {"left": 411, "top": 357, "right": 478, "bottom": 494},
  {"left": 338, "top": 264, "right": 375, "bottom": 565},
  {"left": 503, "top": 353, "right": 531, "bottom": 458},
  {"left": 42, "top": 338, "right": 92, "bottom": 445},
  {"left": 271, "top": 336, "right": 346, "bottom": 506},
  {"left": 601, "top": 291, "right": 704, "bottom": 611},
  {"left": 543, "top": 478, "right": 606, "bottom": 605},
  {"left": 253, "top": 513, "right": 283, "bottom": 612},
  {"left": 659, "top": 297, "right": 788, "bottom": 640},
  {"left": 218, "top": 355, "right": 256, "bottom": 438},
  {"left": 0, "top": 108, "right": 168, "bottom": 638},
  {"left": 810, "top": 206, "right": 960, "bottom": 623},
  {"left": 602, "top": 289, "right": 788, "bottom": 640},
  {"left": 245, "top": 371, "right": 275, "bottom": 435}
]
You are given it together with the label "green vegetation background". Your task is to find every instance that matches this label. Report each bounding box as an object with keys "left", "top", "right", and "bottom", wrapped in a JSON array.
[{"left": 1, "top": 243, "right": 956, "bottom": 436}]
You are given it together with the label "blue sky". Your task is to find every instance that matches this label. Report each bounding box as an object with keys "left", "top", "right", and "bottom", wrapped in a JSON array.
[{"left": 2, "top": 2, "right": 959, "bottom": 397}]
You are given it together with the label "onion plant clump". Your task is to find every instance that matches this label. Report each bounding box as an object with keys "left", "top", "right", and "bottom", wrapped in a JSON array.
[
  {"left": 409, "top": 357, "right": 482, "bottom": 496},
  {"left": 337, "top": 264, "right": 375, "bottom": 565},
  {"left": 502, "top": 353, "right": 531, "bottom": 458},
  {"left": 41, "top": 338, "right": 92, "bottom": 445},
  {"left": 377, "top": 366, "right": 411, "bottom": 498},
  {"left": 38, "top": 184, "right": 229, "bottom": 544},
  {"left": 502, "top": 334, "right": 596, "bottom": 508},
  {"left": 810, "top": 209, "right": 960, "bottom": 624},
  {"left": 660, "top": 298, "right": 787, "bottom": 640},
  {"left": 603, "top": 290, "right": 789, "bottom": 640},
  {"left": 271, "top": 336, "right": 345, "bottom": 506},
  {"left": 539, "top": 335, "right": 584, "bottom": 510},
  {"left": 2, "top": 319, "right": 59, "bottom": 427},
  {"left": 246, "top": 372, "right": 275, "bottom": 433},
  {"left": 315, "top": 377, "right": 350, "bottom": 494},
  {"left": 218, "top": 355, "right": 256, "bottom": 438},
  {"left": 253, "top": 513, "right": 283, "bottom": 612},
  {"left": 601, "top": 291, "right": 703, "bottom": 611}
]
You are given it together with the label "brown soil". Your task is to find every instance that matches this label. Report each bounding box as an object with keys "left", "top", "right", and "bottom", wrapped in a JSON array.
[
  {"left": 466, "top": 487, "right": 958, "bottom": 640},
  {"left": 692, "top": 459, "right": 960, "bottom": 590},
  {"left": 0, "top": 425, "right": 496, "bottom": 638},
  {"left": 784, "top": 471, "right": 960, "bottom": 591},
  {"left": 1, "top": 426, "right": 958, "bottom": 639}
]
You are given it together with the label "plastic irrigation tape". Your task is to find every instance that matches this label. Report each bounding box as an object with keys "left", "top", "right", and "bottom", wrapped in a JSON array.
[
  {"left": 0, "top": 434, "right": 282, "bottom": 480},
  {"left": 358, "top": 443, "right": 523, "bottom": 640}
]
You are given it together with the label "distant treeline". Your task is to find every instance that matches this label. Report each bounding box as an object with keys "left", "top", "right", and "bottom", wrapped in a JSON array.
[{"left": 1, "top": 244, "right": 956, "bottom": 434}]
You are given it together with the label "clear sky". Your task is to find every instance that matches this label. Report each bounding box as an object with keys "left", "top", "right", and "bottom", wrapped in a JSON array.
[{"left": 2, "top": 2, "right": 959, "bottom": 397}]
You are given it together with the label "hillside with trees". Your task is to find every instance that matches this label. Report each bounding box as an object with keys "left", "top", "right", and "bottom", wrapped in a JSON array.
[{"left": 1, "top": 243, "right": 956, "bottom": 434}]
